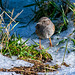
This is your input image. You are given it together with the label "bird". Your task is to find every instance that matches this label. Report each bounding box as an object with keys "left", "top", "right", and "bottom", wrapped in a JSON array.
[{"left": 35, "top": 17, "right": 55, "bottom": 49}]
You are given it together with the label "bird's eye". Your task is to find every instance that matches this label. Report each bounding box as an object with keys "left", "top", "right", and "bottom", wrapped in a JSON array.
[
  {"left": 42, "top": 21, "right": 46, "bottom": 24},
  {"left": 43, "top": 21, "right": 45, "bottom": 23}
]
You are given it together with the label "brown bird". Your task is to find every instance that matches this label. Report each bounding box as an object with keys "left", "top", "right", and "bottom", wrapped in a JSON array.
[{"left": 35, "top": 17, "right": 55, "bottom": 49}]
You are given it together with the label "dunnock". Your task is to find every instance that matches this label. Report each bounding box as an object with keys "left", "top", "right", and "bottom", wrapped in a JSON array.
[{"left": 35, "top": 17, "right": 55, "bottom": 49}]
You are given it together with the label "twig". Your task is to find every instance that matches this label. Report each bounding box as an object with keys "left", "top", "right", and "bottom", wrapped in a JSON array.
[
  {"left": 7, "top": 10, "right": 23, "bottom": 27},
  {"left": 45, "top": 67, "right": 57, "bottom": 71},
  {"left": 4, "top": 11, "right": 16, "bottom": 22}
]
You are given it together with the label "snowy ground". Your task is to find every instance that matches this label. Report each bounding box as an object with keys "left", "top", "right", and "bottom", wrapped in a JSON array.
[
  {"left": 0, "top": 0, "right": 75, "bottom": 75},
  {"left": 0, "top": 13, "right": 75, "bottom": 75},
  {"left": 20, "top": 13, "right": 75, "bottom": 75}
]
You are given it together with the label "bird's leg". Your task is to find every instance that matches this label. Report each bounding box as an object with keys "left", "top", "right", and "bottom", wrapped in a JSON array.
[
  {"left": 49, "top": 37, "right": 52, "bottom": 47},
  {"left": 39, "top": 39, "right": 42, "bottom": 49},
  {"left": 39, "top": 39, "right": 42, "bottom": 60}
]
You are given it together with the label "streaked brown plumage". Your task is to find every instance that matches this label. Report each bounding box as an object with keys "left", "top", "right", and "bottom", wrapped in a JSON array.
[{"left": 35, "top": 17, "right": 55, "bottom": 49}]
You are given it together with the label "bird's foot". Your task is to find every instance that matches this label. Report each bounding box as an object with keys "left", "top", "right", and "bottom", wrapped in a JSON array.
[
  {"left": 49, "top": 43, "right": 54, "bottom": 47},
  {"left": 39, "top": 46, "right": 44, "bottom": 50}
]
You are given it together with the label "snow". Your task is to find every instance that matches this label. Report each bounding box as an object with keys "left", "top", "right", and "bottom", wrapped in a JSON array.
[
  {"left": 0, "top": 0, "right": 75, "bottom": 75},
  {"left": 0, "top": 54, "right": 34, "bottom": 69},
  {"left": 0, "top": 72, "right": 20, "bottom": 75},
  {"left": 0, "top": 54, "right": 34, "bottom": 75}
]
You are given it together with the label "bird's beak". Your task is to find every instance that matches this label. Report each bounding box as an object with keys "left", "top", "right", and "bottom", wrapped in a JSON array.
[{"left": 37, "top": 22, "right": 42, "bottom": 25}]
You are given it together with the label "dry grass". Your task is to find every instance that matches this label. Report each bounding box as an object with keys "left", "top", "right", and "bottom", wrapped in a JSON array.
[{"left": 0, "top": 7, "right": 23, "bottom": 55}]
